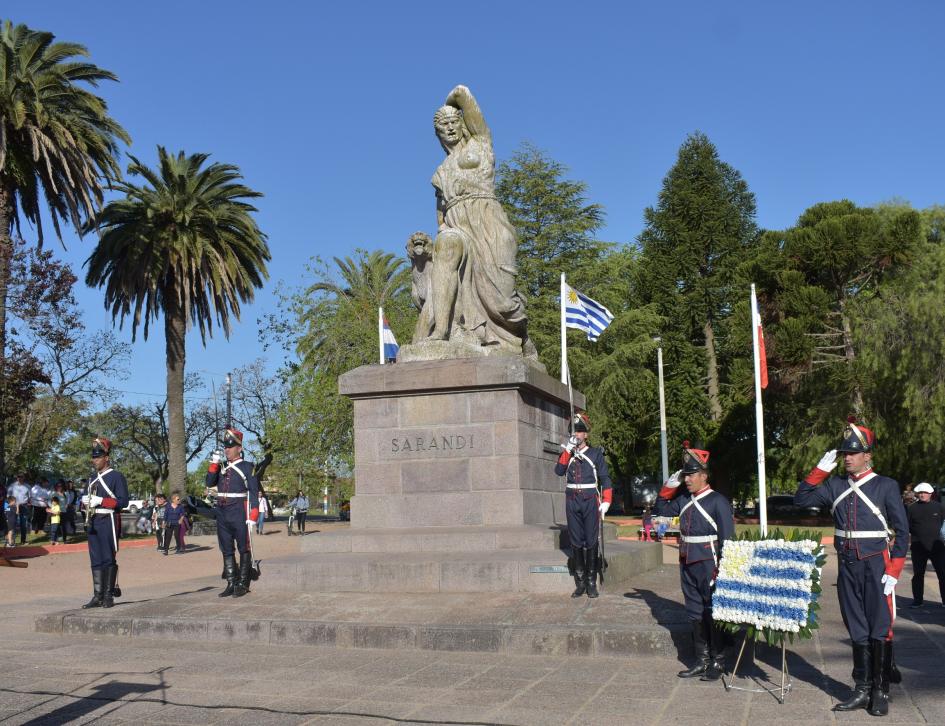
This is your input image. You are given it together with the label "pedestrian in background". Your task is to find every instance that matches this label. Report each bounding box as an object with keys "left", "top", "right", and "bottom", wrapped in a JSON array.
[
  {"left": 46, "top": 496, "right": 63, "bottom": 545},
  {"left": 63, "top": 481, "right": 78, "bottom": 541},
  {"left": 152, "top": 493, "right": 167, "bottom": 550},
  {"left": 163, "top": 492, "right": 186, "bottom": 554},
  {"left": 289, "top": 490, "right": 310, "bottom": 535},
  {"left": 257, "top": 494, "right": 269, "bottom": 535},
  {"left": 4, "top": 496, "right": 17, "bottom": 548},
  {"left": 29, "top": 477, "right": 49, "bottom": 536},
  {"left": 9, "top": 475, "right": 29, "bottom": 545},
  {"left": 907, "top": 482, "right": 945, "bottom": 608},
  {"left": 642, "top": 506, "right": 653, "bottom": 541}
]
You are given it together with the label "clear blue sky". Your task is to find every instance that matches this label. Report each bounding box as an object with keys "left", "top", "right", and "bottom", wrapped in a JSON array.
[{"left": 7, "top": 1, "right": 945, "bottom": 407}]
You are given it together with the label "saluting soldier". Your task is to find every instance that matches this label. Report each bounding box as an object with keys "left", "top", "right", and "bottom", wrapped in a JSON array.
[
  {"left": 206, "top": 428, "right": 260, "bottom": 597},
  {"left": 554, "top": 413, "right": 612, "bottom": 598},
  {"left": 795, "top": 418, "right": 909, "bottom": 717},
  {"left": 656, "top": 442, "right": 735, "bottom": 681},
  {"left": 82, "top": 437, "right": 129, "bottom": 609}
]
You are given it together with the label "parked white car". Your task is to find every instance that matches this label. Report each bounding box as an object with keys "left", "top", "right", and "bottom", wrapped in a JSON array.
[{"left": 123, "top": 498, "right": 148, "bottom": 514}]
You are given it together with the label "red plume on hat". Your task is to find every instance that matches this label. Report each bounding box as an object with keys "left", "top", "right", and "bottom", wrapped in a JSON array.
[
  {"left": 91, "top": 436, "right": 111, "bottom": 458},
  {"left": 222, "top": 428, "right": 243, "bottom": 447},
  {"left": 681, "top": 440, "right": 710, "bottom": 473},
  {"left": 838, "top": 416, "right": 874, "bottom": 453}
]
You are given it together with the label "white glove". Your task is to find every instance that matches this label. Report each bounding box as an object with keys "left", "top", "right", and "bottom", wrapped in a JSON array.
[
  {"left": 665, "top": 469, "right": 683, "bottom": 489},
  {"left": 87, "top": 495, "right": 103, "bottom": 508},
  {"left": 245, "top": 519, "right": 255, "bottom": 528},
  {"left": 560, "top": 436, "right": 577, "bottom": 454},
  {"left": 599, "top": 501, "right": 610, "bottom": 516},
  {"left": 881, "top": 574, "right": 897, "bottom": 596},
  {"left": 816, "top": 449, "right": 838, "bottom": 473},
  {"left": 210, "top": 450, "right": 223, "bottom": 465}
]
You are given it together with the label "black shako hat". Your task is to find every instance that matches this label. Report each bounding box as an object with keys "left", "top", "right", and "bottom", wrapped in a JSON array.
[
  {"left": 837, "top": 416, "right": 875, "bottom": 454},
  {"left": 571, "top": 413, "right": 591, "bottom": 433},
  {"left": 681, "top": 440, "right": 710, "bottom": 474},
  {"left": 91, "top": 437, "right": 111, "bottom": 459},
  {"left": 222, "top": 428, "right": 243, "bottom": 448}
]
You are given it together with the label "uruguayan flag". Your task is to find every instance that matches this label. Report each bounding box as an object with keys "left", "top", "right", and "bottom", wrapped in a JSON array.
[
  {"left": 382, "top": 316, "right": 399, "bottom": 361},
  {"left": 564, "top": 284, "right": 614, "bottom": 342}
]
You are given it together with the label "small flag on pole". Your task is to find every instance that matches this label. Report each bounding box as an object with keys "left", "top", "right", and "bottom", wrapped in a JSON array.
[
  {"left": 751, "top": 289, "right": 768, "bottom": 389},
  {"left": 563, "top": 283, "right": 614, "bottom": 342},
  {"left": 379, "top": 308, "right": 399, "bottom": 364}
]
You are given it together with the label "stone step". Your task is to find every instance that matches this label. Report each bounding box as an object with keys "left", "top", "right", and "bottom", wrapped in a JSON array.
[
  {"left": 35, "top": 570, "right": 691, "bottom": 658},
  {"left": 301, "top": 524, "right": 607, "bottom": 554},
  {"left": 259, "top": 540, "right": 660, "bottom": 594},
  {"left": 302, "top": 525, "right": 560, "bottom": 554}
]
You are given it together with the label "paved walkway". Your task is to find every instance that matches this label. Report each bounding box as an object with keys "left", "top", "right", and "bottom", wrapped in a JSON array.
[{"left": 1, "top": 529, "right": 943, "bottom": 725}]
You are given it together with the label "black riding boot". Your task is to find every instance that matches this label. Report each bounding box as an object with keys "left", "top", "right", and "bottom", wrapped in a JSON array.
[
  {"left": 678, "top": 619, "right": 710, "bottom": 678},
  {"left": 233, "top": 553, "right": 252, "bottom": 598},
  {"left": 586, "top": 547, "right": 599, "bottom": 598},
  {"left": 82, "top": 568, "right": 105, "bottom": 609},
  {"left": 101, "top": 564, "right": 117, "bottom": 608},
  {"left": 571, "top": 547, "right": 587, "bottom": 598},
  {"left": 868, "top": 639, "right": 890, "bottom": 716},
  {"left": 701, "top": 619, "right": 726, "bottom": 681},
  {"left": 219, "top": 555, "right": 238, "bottom": 597},
  {"left": 833, "top": 642, "right": 872, "bottom": 711}
]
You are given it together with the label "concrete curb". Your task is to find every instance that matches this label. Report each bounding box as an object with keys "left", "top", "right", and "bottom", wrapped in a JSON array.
[
  {"left": 3, "top": 537, "right": 160, "bottom": 558},
  {"left": 35, "top": 609, "right": 689, "bottom": 657}
]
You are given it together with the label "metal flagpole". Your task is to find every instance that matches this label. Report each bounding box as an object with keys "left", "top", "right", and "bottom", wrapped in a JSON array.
[
  {"left": 378, "top": 307, "right": 385, "bottom": 365},
  {"left": 655, "top": 338, "right": 669, "bottom": 485},
  {"left": 560, "top": 273, "right": 568, "bottom": 385},
  {"left": 751, "top": 284, "right": 768, "bottom": 536}
]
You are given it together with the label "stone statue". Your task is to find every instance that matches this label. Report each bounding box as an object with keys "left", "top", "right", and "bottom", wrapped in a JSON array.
[{"left": 402, "top": 85, "right": 538, "bottom": 364}]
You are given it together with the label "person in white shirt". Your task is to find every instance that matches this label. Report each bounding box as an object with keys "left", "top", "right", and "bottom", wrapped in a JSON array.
[
  {"left": 29, "top": 478, "right": 50, "bottom": 535},
  {"left": 256, "top": 495, "right": 269, "bottom": 535},
  {"left": 9, "top": 475, "right": 30, "bottom": 545}
]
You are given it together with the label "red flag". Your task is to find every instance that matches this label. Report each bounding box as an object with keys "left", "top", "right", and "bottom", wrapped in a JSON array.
[
  {"left": 758, "top": 320, "right": 768, "bottom": 389},
  {"left": 752, "top": 290, "right": 768, "bottom": 390}
]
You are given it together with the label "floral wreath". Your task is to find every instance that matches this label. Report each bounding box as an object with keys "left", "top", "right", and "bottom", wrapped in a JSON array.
[{"left": 712, "top": 528, "right": 827, "bottom": 646}]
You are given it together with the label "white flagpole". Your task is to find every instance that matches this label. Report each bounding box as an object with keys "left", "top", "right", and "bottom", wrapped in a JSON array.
[
  {"left": 560, "top": 273, "right": 568, "bottom": 385},
  {"left": 751, "top": 284, "right": 768, "bottom": 536},
  {"left": 656, "top": 342, "right": 669, "bottom": 485},
  {"left": 378, "top": 307, "right": 384, "bottom": 365}
]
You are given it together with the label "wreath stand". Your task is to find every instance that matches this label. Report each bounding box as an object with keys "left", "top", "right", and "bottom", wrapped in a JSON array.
[{"left": 723, "top": 634, "right": 792, "bottom": 704}]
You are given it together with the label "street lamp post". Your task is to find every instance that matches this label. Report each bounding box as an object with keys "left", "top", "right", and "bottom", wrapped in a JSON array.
[{"left": 654, "top": 338, "right": 669, "bottom": 485}]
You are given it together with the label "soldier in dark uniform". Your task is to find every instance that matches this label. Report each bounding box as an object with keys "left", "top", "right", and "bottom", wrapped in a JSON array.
[
  {"left": 656, "top": 442, "right": 735, "bottom": 681},
  {"left": 554, "top": 413, "right": 612, "bottom": 598},
  {"left": 206, "top": 428, "right": 260, "bottom": 597},
  {"left": 82, "top": 437, "right": 129, "bottom": 609},
  {"left": 795, "top": 418, "right": 909, "bottom": 717}
]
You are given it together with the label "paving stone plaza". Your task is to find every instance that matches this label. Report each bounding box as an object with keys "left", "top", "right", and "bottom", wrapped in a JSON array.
[{"left": 2, "top": 529, "right": 943, "bottom": 725}]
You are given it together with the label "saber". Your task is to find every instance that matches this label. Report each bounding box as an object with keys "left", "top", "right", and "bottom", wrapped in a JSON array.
[
  {"left": 566, "top": 367, "right": 576, "bottom": 434},
  {"left": 246, "top": 497, "right": 261, "bottom": 581},
  {"left": 85, "top": 469, "right": 97, "bottom": 532}
]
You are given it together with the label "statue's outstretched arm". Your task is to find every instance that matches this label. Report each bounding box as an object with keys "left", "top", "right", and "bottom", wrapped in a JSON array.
[{"left": 446, "top": 85, "right": 490, "bottom": 141}]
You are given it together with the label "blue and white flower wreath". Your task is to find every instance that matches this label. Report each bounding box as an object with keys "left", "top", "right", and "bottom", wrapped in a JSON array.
[{"left": 713, "top": 529, "right": 827, "bottom": 645}]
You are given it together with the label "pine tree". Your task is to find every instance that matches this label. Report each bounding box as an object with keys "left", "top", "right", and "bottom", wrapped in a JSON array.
[{"left": 637, "top": 132, "right": 759, "bottom": 443}]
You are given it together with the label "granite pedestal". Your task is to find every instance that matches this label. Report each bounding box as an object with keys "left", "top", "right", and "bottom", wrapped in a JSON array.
[{"left": 259, "top": 358, "right": 660, "bottom": 594}]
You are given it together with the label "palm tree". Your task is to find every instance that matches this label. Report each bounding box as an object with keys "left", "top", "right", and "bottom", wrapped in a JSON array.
[
  {"left": 0, "top": 20, "right": 129, "bottom": 476},
  {"left": 85, "top": 146, "right": 270, "bottom": 492},
  {"left": 300, "top": 250, "right": 410, "bottom": 369}
]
